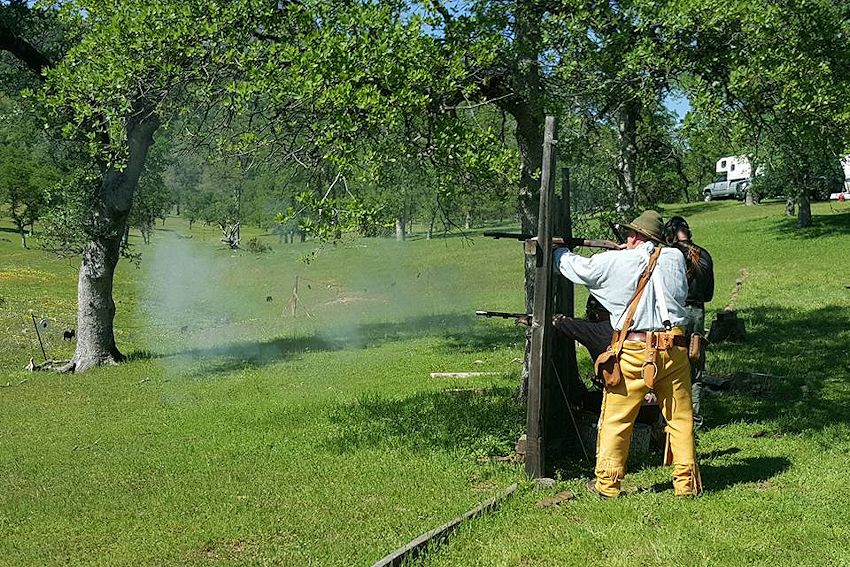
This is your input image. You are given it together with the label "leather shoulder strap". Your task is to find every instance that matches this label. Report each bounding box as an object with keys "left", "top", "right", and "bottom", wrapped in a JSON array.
[{"left": 611, "top": 246, "right": 663, "bottom": 356}]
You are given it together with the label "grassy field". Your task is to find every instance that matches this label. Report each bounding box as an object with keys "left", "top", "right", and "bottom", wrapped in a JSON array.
[{"left": 1, "top": 200, "right": 849, "bottom": 566}]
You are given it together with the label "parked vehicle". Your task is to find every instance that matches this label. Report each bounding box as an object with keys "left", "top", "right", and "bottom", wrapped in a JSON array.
[
  {"left": 703, "top": 156, "right": 752, "bottom": 201},
  {"left": 704, "top": 154, "right": 849, "bottom": 202}
]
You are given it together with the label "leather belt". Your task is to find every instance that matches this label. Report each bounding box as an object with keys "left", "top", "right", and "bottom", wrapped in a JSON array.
[{"left": 625, "top": 331, "right": 688, "bottom": 347}]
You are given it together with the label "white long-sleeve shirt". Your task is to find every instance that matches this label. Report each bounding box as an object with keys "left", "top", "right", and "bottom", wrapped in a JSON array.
[{"left": 554, "top": 242, "right": 689, "bottom": 331}]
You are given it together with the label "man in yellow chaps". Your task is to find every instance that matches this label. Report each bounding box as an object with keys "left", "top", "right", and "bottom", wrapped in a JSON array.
[{"left": 554, "top": 210, "right": 701, "bottom": 498}]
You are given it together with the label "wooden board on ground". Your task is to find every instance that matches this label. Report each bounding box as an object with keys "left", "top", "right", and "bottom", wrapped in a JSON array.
[
  {"left": 371, "top": 484, "right": 518, "bottom": 567},
  {"left": 429, "top": 372, "right": 499, "bottom": 379}
]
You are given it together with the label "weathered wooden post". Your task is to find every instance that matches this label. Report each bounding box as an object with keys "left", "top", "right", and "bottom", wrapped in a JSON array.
[
  {"left": 525, "top": 115, "right": 558, "bottom": 478},
  {"left": 546, "top": 167, "right": 581, "bottom": 445},
  {"left": 557, "top": 167, "right": 574, "bottom": 319}
]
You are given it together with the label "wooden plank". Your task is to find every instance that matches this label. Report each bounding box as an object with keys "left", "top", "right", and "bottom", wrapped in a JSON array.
[
  {"left": 559, "top": 167, "right": 575, "bottom": 318},
  {"left": 526, "top": 115, "right": 558, "bottom": 478},
  {"left": 429, "top": 372, "right": 500, "bottom": 378},
  {"left": 545, "top": 167, "right": 578, "bottom": 444},
  {"left": 371, "top": 484, "right": 518, "bottom": 567}
]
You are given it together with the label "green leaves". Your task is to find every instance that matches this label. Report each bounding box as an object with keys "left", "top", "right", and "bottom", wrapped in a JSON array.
[{"left": 679, "top": 0, "right": 850, "bottom": 204}]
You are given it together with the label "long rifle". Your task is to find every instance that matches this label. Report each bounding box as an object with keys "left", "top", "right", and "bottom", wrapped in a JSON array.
[
  {"left": 475, "top": 310, "right": 531, "bottom": 319},
  {"left": 482, "top": 231, "right": 620, "bottom": 251},
  {"left": 475, "top": 310, "right": 531, "bottom": 326}
]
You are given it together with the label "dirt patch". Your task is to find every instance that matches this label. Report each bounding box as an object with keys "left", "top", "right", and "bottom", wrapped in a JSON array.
[
  {"left": 536, "top": 491, "right": 575, "bottom": 508},
  {"left": 196, "top": 538, "right": 257, "bottom": 562}
]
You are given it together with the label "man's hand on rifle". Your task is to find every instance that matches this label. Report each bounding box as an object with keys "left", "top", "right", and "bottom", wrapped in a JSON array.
[{"left": 514, "top": 314, "right": 532, "bottom": 327}]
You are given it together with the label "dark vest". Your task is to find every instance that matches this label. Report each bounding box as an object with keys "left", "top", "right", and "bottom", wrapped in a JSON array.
[{"left": 673, "top": 240, "right": 714, "bottom": 307}]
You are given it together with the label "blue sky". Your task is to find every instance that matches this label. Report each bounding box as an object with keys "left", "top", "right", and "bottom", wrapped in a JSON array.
[{"left": 665, "top": 93, "right": 692, "bottom": 123}]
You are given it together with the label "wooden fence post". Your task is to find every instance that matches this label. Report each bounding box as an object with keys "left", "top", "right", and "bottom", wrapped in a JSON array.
[{"left": 526, "top": 115, "right": 558, "bottom": 478}]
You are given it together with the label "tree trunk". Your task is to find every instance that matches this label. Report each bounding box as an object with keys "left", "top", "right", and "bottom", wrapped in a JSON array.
[
  {"left": 672, "top": 151, "right": 690, "bottom": 203},
  {"left": 745, "top": 190, "right": 754, "bottom": 206},
  {"left": 18, "top": 224, "right": 27, "bottom": 249},
  {"left": 786, "top": 198, "right": 795, "bottom": 217},
  {"left": 427, "top": 195, "right": 439, "bottom": 240},
  {"left": 615, "top": 99, "right": 641, "bottom": 213},
  {"left": 503, "top": 3, "right": 546, "bottom": 405},
  {"left": 71, "top": 232, "right": 125, "bottom": 372},
  {"left": 513, "top": 107, "right": 544, "bottom": 314},
  {"left": 63, "top": 116, "right": 158, "bottom": 373},
  {"left": 797, "top": 190, "right": 812, "bottom": 227},
  {"left": 395, "top": 215, "right": 405, "bottom": 241}
]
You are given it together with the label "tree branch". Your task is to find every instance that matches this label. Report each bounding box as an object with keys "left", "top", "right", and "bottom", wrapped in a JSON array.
[{"left": 0, "top": 18, "right": 53, "bottom": 77}]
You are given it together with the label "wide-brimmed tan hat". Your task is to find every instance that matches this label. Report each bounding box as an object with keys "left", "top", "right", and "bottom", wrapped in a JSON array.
[{"left": 621, "top": 210, "right": 665, "bottom": 242}]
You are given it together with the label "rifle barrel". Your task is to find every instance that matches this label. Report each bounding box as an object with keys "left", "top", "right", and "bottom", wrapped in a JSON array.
[
  {"left": 482, "top": 231, "right": 532, "bottom": 240},
  {"left": 555, "top": 237, "right": 621, "bottom": 250},
  {"left": 484, "top": 232, "right": 620, "bottom": 250},
  {"left": 475, "top": 310, "right": 530, "bottom": 319}
]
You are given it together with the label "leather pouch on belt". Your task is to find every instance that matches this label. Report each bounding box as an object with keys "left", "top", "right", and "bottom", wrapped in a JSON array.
[
  {"left": 595, "top": 348, "right": 622, "bottom": 388},
  {"left": 656, "top": 332, "right": 675, "bottom": 350},
  {"left": 689, "top": 332, "right": 706, "bottom": 363},
  {"left": 641, "top": 332, "right": 659, "bottom": 389}
]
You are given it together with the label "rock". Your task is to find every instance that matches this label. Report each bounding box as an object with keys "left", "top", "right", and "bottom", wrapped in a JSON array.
[
  {"left": 515, "top": 434, "right": 527, "bottom": 457},
  {"left": 534, "top": 477, "right": 557, "bottom": 489}
]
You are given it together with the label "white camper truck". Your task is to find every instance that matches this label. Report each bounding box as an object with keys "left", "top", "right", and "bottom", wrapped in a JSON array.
[{"left": 702, "top": 156, "right": 752, "bottom": 201}]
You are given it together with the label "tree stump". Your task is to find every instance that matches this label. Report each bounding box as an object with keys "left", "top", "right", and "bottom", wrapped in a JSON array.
[{"left": 708, "top": 310, "right": 746, "bottom": 342}]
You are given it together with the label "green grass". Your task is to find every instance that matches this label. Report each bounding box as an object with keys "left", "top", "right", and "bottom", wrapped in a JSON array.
[{"left": 1, "top": 200, "right": 849, "bottom": 566}]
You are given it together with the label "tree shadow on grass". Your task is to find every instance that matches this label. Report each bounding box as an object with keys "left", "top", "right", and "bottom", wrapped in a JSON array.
[
  {"left": 705, "top": 303, "right": 850, "bottom": 434},
  {"left": 161, "top": 313, "right": 522, "bottom": 376},
  {"left": 662, "top": 200, "right": 737, "bottom": 217},
  {"left": 766, "top": 209, "right": 850, "bottom": 239},
  {"left": 126, "top": 349, "right": 164, "bottom": 362},
  {"left": 701, "top": 456, "right": 791, "bottom": 490},
  {"left": 325, "top": 386, "right": 525, "bottom": 456},
  {"left": 174, "top": 335, "right": 341, "bottom": 376},
  {"left": 644, "top": 456, "right": 791, "bottom": 493}
]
